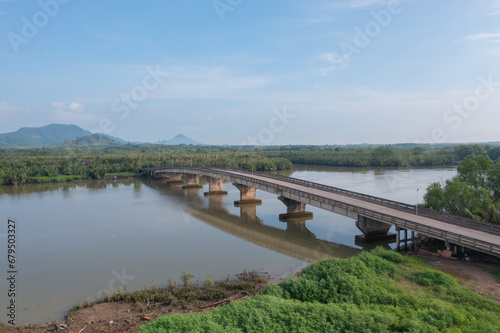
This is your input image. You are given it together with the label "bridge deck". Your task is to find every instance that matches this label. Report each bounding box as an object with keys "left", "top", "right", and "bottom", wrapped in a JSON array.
[
  {"left": 144, "top": 167, "right": 500, "bottom": 256},
  {"left": 216, "top": 169, "right": 500, "bottom": 247}
]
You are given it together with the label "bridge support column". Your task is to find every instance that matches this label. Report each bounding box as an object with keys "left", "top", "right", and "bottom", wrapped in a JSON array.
[
  {"left": 182, "top": 174, "right": 202, "bottom": 189},
  {"left": 204, "top": 177, "right": 228, "bottom": 196},
  {"left": 233, "top": 183, "right": 262, "bottom": 206},
  {"left": 355, "top": 216, "right": 392, "bottom": 242},
  {"left": 167, "top": 173, "right": 184, "bottom": 185},
  {"left": 412, "top": 231, "right": 417, "bottom": 252},
  {"left": 396, "top": 227, "right": 401, "bottom": 251},
  {"left": 278, "top": 196, "right": 313, "bottom": 221}
]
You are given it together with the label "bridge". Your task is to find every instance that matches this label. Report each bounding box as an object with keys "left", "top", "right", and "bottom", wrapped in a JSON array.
[{"left": 142, "top": 167, "right": 500, "bottom": 258}]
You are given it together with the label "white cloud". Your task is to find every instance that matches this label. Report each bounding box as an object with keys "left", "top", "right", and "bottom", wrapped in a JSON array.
[
  {"left": 464, "top": 33, "right": 500, "bottom": 43},
  {"left": 69, "top": 102, "right": 85, "bottom": 112},
  {"left": 51, "top": 102, "right": 86, "bottom": 113},
  {"left": 318, "top": 52, "right": 349, "bottom": 75}
]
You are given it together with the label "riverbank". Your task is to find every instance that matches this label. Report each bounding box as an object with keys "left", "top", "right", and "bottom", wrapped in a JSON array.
[
  {"left": 0, "top": 272, "right": 268, "bottom": 332},
  {"left": 2, "top": 249, "right": 499, "bottom": 332}
]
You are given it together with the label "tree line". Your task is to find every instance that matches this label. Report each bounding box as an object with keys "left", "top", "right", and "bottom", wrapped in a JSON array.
[
  {"left": 1, "top": 143, "right": 499, "bottom": 186},
  {"left": 0, "top": 146, "right": 291, "bottom": 185},
  {"left": 260, "top": 144, "right": 500, "bottom": 168}
]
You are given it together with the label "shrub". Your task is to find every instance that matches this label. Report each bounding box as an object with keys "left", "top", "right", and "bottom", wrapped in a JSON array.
[{"left": 411, "top": 270, "right": 458, "bottom": 289}]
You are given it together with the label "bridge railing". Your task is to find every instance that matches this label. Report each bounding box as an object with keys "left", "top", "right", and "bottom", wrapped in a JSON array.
[
  {"left": 212, "top": 167, "right": 500, "bottom": 236},
  {"left": 144, "top": 166, "right": 500, "bottom": 257},
  {"left": 199, "top": 167, "right": 500, "bottom": 257}
]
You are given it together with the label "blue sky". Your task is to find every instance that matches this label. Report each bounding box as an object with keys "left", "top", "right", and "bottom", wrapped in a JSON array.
[{"left": 1, "top": 0, "right": 499, "bottom": 145}]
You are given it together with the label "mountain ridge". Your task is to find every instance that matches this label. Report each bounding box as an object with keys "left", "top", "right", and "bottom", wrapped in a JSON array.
[
  {"left": 0, "top": 124, "right": 93, "bottom": 147},
  {"left": 0, "top": 124, "right": 202, "bottom": 147}
]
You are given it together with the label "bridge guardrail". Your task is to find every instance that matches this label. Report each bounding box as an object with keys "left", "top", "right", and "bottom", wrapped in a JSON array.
[
  {"left": 143, "top": 167, "right": 500, "bottom": 257},
  {"left": 212, "top": 168, "right": 500, "bottom": 257},
  {"left": 214, "top": 167, "right": 500, "bottom": 236}
]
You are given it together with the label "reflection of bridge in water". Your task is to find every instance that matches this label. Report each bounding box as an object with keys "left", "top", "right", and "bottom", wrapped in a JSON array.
[
  {"left": 142, "top": 167, "right": 500, "bottom": 258},
  {"left": 144, "top": 179, "right": 362, "bottom": 262}
]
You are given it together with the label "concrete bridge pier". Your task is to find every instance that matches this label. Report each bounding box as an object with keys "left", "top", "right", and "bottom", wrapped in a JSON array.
[
  {"left": 167, "top": 173, "right": 185, "bottom": 185},
  {"left": 355, "top": 216, "right": 392, "bottom": 242},
  {"left": 182, "top": 174, "right": 203, "bottom": 189},
  {"left": 233, "top": 183, "right": 262, "bottom": 206},
  {"left": 204, "top": 177, "right": 228, "bottom": 196},
  {"left": 278, "top": 196, "right": 313, "bottom": 221}
]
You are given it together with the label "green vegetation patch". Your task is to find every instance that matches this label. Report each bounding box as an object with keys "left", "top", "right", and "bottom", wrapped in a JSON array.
[
  {"left": 69, "top": 272, "right": 267, "bottom": 314},
  {"left": 491, "top": 270, "right": 500, "bottom": 283},
  {"left": 138, "top": 248, "right": 500, "bottom": 333}
]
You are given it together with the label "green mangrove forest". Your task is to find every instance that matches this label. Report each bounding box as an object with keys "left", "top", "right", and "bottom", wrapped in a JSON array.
[{"left": 1, "top": 142, "right": 499, "bottom": 186}]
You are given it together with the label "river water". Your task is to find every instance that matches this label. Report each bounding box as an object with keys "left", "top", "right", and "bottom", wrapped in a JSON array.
[{"left": 0, "top": 165, "right": 456, "bottom": 325}]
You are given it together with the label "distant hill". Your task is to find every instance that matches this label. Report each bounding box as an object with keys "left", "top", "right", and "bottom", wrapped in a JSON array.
[
  {"left": 0, "top": 124, "right": 93, "bottom": 147},
  {"left": 0, "top": 124, "right": 134, "bottom": 148},
  {"left": 165, "top": 134, "right": 202, "bottom": 145},
  {"left": 60, "top": 134, "right": 123, "bottom": 148}
]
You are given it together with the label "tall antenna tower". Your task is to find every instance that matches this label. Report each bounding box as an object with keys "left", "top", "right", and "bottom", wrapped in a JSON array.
[{"left": 157, "top": 139, "right": 166, "bottom": 161}]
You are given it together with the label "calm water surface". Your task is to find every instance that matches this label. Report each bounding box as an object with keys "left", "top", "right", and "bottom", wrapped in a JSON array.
[{"left": 0, "top": 166, "right": 456, "bottom": 324}]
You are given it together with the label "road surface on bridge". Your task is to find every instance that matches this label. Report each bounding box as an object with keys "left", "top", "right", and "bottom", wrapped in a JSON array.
[{"left": 214, "top": 168, "right": 500, "bottom": 247}]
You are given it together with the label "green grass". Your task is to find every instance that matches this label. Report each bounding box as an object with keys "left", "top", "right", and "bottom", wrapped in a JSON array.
[
  {"left": 105, "top": 171, "right": 137, "bottom": 178},
  {"left": 27, "top": 175, "right": 89, "bottom": 183},
  {"left": 137, "top": 248, "right": 500, "bottom": 333},
  {"left": 25, "top": 172, "right": 137, "bottom": 185},
  {"left": 492, "top": 270, "right": 500, "bottom": 283}
]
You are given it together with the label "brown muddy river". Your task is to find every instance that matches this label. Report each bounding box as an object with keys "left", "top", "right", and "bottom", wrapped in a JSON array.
[{"left": 0, "top": 165, "right": 456, "bottom": 325}]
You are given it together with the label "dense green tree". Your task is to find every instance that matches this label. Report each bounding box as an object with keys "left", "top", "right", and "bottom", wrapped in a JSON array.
[
  {"left": 453, "top": 144, "right": 485, "bottom": 160},
  {"left": 457, "top": 155, "right": 493, "bottom": 189},
  {"left": 488, "top": 146, "right": 500, "bottom": 162},
  {"left": 424, "top": 155, "right": 499, "bottom": 223}
]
